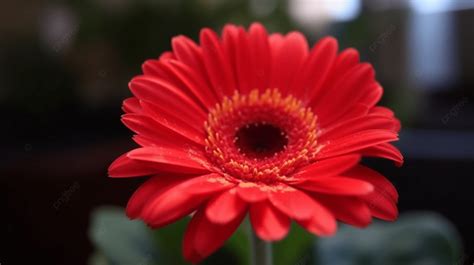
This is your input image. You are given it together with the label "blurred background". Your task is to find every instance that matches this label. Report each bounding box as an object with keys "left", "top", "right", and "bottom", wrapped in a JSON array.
[{"left": 1, "top": 0, "right": 473, "bottom": 264}]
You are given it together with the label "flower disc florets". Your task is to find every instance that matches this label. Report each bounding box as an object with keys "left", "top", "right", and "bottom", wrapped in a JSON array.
[{"left": 205, "top": 89, "right": 320, "bottom": 183}]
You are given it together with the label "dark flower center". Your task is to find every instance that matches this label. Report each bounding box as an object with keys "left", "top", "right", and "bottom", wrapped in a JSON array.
[
  {"left": 235, "top": 123, "right": 288, "bottom": 158},
  {"left": 204, "top": 89, "right": 320, "bottom": 183}
]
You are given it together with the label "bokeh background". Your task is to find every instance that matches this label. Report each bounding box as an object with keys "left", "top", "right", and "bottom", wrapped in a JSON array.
[{"left": 1, "top": 0, "right": 473, "bottom": 264}]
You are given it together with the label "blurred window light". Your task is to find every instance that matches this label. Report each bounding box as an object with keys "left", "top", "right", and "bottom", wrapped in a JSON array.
[
  {"left": 289, "top": 0, "right": 361, "bottom": 29},
  {"left": 407, "top": 8, "right": 458, "bottom": 91},
  {"left": 409, "top": 0, "right": 450, "bottom": 14},
  {"left": 39, "top": 5, "right": 78, "bottom": 54},
  {"left": 327, "top": 0, "right": 361, "bottom": 21},
  {"left": 409, "top": 0, "right": 474, "bottom": 14}
]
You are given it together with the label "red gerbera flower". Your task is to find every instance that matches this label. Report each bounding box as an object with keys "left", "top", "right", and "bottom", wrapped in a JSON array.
[{"left": 109, "top": 23, "right": 402, "bottom": 263}]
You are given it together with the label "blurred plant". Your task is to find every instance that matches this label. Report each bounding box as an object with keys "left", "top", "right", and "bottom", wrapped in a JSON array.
[
  {"left": 89, "top": 208, "right": 462, "bottom": 265},
  {"left": 88, "top": 206, "right": 317, "bottom": 265},
  {"left": 316, "top": 212, "right": 462, "bottom": 265},
  {"left": 88, "top": 206, "right": 160, "bottom": 265}
]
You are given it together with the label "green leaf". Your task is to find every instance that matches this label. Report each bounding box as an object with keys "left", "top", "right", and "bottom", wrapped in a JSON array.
[
  {"left": 274, "top": 223, "right": 315, "bottom": 265},
  {"left": 152, "top": 215, "right": 247, "bottom": 265},
  {"left": 224, "top": 220, "right": 251, "bottom": 265},
  {"left": 88, "top": 206, "right": 160, "bottom": 265},
  {"left": 316, "top": 212, "right": 462, "bottom": 265},
  {"left": 150, "top": 217, "right": 189, "bottom": 265}
]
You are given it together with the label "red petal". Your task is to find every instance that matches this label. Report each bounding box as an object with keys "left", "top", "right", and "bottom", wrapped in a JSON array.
[
  {"left": 122, "top": 114, "right": 203, "bottom": 149},
  {"left": 183, "top": 207, "right": 245, "bottom": 263},
  {"left": 141, "top": 59, "right": 207, "bottom": 107},
  {"left": 361, "top": 143, "right": 404, "bottom": 166},
  {"left": 320, "top": 114, "right": 400, "bottom": 142},
  {"left": 344, "top": 165, "right": 398, "bottom": 221},
  {"left": 126, "top": 175, "right": 184, "bottom": 219},
  {"left": 295, "top": 177, "right": 374, "bottom": 196},
  {"left": 250, "top": 200, "right": 291, "bottom": 241},
  {"left": 206, "top": 188, "right": 247, "bottom": 224},
  {"left": 330, "top": 103, "right": 371, "bottom": 126},
  {"left": 171, "top": 36, "right": 204, "bottom": 73},
  {"left": 248, "top": 22, "right": 271, "bottom": 91},
  {"left": 108, "top": 153, "right": 159, "bottom": 178},
  {"left": 296, "top": 199, "right": 337, "bottom": 236},
  {"left": 291, "top": 154, "right": 361, "bottom": 182},
  {"left": 345, "top": 165, "right": 399, "bottom": 202},
  {"left": 292, "top": 37, "right": 338, "bottom": 100},
  {"left": 369, "top": 107, "right": 401, "bottom": 132},
  {"left": 360, "top": 82, "right": 384, "bottom": 108},
  {"left": 366, "top": 194, "right": 398, "bottom": 221},
  {"left": 182, "top": 174, "right": 235, "bottom": 195},
  {"left": 269, "top": 33, "right": 284, "bottom": 50},
  {"left": 316, "top": 195, "right": 372, "bottom": 228},
  {"left": 142, "top": 174, "right": 231, "bottom": 228},
  {"left": 223, "top": 25, "right": 254, "bottom": 94},
  {"left": 236, "top": 27, "right": 253, "bottom": 93},
  {"left": 314, "top": 63, "right": 377, "bottom": 126},
  {"left": 222, "top": 24, "right": 239, "bottom": 75},
  {"left": 159, "top": 51, "right": 175, "bottom": 60},
  {"left": 223, "top": 23, "right": 239, "bottom": 40},
  {"left": 269, "top": 187, "right": 319, "bottom": 220},
  {"left": 236, "top": 184, "right": 268, "bottom": 202},
  {"left": 141, "top": 58, "right": 166, "bottom": 76},
  {"left": 334, "top": 47, "right": 360, "bottom": 67},
  {"left": 200, "top": 28, "right": 236, "bottom": 98},
  {"left": 318, "top": 129, "right": 399, "bottom": 159},
  {"left": 308, "top": 48, "right": 360, "bottom": 125},
  {"left": 129, "top": 75, "right": 207, "bottom": 121},
  {"left": 139, "top": 97, "right": 202, "bottom": 131},
  {"left": 166, "top": 59, "right": 218, "bottom": 109},
  {"left": 126, "top": 146, "right": 210, "bottom": 174},
  {"left": 154, "top": 59, "right": 215, "bottom": 110},
  {"left": 171, "top": 35, "right": 214, "bottom": 92},
  {"left": 370, "top": 106, "right": 395, "bottom": 117},
  {"left": 132, "top": 134, "right": 156, "bottom": 147},
  {"left": 307, "top": 48, "right": 360, "bottom": 107},
  {"left": 122, "top": 97, "right": 141, "bottom": 114},
  {"left": 139, "top": 100, "right": 205, "bottom": 142},
  {"left": 269, "top": 32, "right": 308, "bottom": 94}
]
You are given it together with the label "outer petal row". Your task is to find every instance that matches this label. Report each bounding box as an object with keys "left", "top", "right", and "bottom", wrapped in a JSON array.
[{"left": 126, "top": 174, "right": 235, "bottom": 225}]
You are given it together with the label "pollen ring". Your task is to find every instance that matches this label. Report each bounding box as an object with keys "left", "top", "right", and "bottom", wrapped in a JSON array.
[{"left": 204, "top": 89, "right": 320, "bottom": 183}]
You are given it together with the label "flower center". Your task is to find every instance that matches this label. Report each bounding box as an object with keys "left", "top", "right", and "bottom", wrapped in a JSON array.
[
  {"left": 204, "top": 89, "right": 320, "bottom": 183},
  {"left": 235, "top": 122, "right": 288, "bottom": 158}
]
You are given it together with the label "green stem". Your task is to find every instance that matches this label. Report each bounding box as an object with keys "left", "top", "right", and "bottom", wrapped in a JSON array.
[{"left": 248, "top": 224, "right": 273, "bottom": 265}]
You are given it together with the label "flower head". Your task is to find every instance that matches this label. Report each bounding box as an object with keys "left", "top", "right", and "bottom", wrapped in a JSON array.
[{"left": 109, "top": 23, "right": 403, "bottom": 263}]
